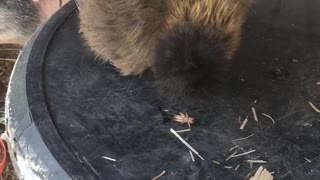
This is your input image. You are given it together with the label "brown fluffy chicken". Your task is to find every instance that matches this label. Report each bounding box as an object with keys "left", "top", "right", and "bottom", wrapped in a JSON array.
[{"left": 78, "top": 0, "right": 251, "bottom": 98}]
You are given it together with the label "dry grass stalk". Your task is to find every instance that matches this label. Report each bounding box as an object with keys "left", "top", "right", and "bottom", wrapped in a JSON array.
[
  {"left": 240, "top": 117, "right": 249, "bottom": 130},
  {"left": 261, "top": 113, "right": 275, "bottom": 124},
  {"left": 232, "top": 134, "right": 254, "bottom": 142},
  {"left": 232, "top": 150, "right": 256, "bottom": 158},
  {"left": 247, "top": 160, "right": 267, "bottom": 164},
  {"left": 102, "top": 156, "right": 117, "bottom": 162},
  {"left": 229, "top": 145, "right": 238, "bottom": 152},
  {"left": 304, "top": 157, "right": 311, "bottom": 162},
  {"left": 189, "top": 150, "right": 195, "bottom": 162},
  {"left": 308, "top": 101, "right": 320, "bottom": 113},
  {"left": 252, "top": 107, "right": 258, "bottom": 122},
  {"left": 226, "top": 150, "right": 256, "bottom": 161},
  {"left": 226, "top": 151, "right": 238, "bottom": 161},
  {"left": 212, "top": 160, "right": 220, "bottom": 165},
  {"left": 176, "top": 129, "right": 191, "bottom": 133},
  {"left": 152, "top": 170, "right": 166, "bottom": 180},
  {"left": 170, "top": 128, "right": 204, "bottom": 160}
]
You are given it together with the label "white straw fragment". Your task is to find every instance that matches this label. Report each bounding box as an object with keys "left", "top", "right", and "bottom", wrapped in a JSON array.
[
  {"left": 225, "top": 150, "right": 256, "bottom": 161},
  {"left": 232, "top": 150, "right": 256, "bottom": 158},
  {"left": 235, "top": 165, "right": 240, "bottom": 171},
  {"left": 232, "top": 134, "right": 254, "bottom": 142},
  {"left": 212, "top": 160, "right": 220, "bottom": 165},
  {"left": 176, "top": 129, "right": 191, "bottom": 133},
  {"left": 240, "top": 117, "right": 249, "bottom": 130},
  {"left": 305, "top": 157, "right": 311, "bottom": 162},
  {"left": 262, "top": 113, "right": 276, "bottom": 124},
  {"left": 152, "top": 170, "right": 166, "bottom": 180},
  {"left": 247, "top": 160, "right": 267, "bottom": 164},
  {"left": 308, "top": 101, "right": 320, "bottom": 113},
  {"left": 252, "top": 107, "right": 258, "bottom": 122},
  {"left": 224, "top": 166, "right": 233, "bottom": 169},
  {"left": 102, "top": 156, "right": 117, "bottom": 162},
  {"left": 226, "top": 151, "right": 238, "bottom": 161},
  {"left": 189, "top": 150, "right": 195, "bottom": 162},
  {"left": 170, "top": 128, "right": 204, "bottom": 160},
  {"left": 229, "top": 145, "right": 238, "bottom": 152},
  {"left": 317, "top": 82, "right": 320, "bottom": 85}
]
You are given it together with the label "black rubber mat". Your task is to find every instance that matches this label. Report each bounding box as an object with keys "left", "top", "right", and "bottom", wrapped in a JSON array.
[{"left": 12, "top": 0, "right": 320, "bottom": 179}]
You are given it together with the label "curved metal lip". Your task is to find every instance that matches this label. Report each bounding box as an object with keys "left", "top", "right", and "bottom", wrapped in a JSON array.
[{"left": 7, "top": 1, "right": 96, "bottom": 179}]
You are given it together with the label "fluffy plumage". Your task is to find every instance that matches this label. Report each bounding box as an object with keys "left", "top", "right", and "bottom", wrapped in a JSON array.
[{"left": 78, "top": 0, "right": 251, "bottom": 98}]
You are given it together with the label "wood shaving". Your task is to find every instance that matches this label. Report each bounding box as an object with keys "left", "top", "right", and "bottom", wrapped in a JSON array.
[
  {"left": 262, "top": 113, "right": 275, "bottom": 124},
  {"left": 252, "top": 107, "right": 258, "bottom": 122},
  {"left": 212, "top": 160, "right": 220, "bottom": 165},
  {"left": 247, "top": 160, "right": 267, "bottom": 164},
  {"left": 232, "top": 150, "right": 256, "bottom": 158},
  {"left": 173, "top": 113, "right": 194, "bottom": 127},
  {"left": 152, "top": 170, "right": 166, "bottom": 180},
  {"left": 249, "top": 166, "right": 273, "bottom": 180},
  {"left": 226, "top": 151, "right": 238, "bottom": 161},
  {"left": 305, "top": 157, "right": 311, "bottom": 162},
  {"left": 240, "top": 117, "right": 249, "bottom": 130},
  {"left": 308, "top": 101, "right": 320, "bottom": 113},
  {"left": 101, "top": 156, "right": 117, "bottom": 162},
  {"left": 235, "top": 165, "right": 240, "bottom": 171},
  {"left": 232, "top": 134, "right": 254, "bottom": 142},
  {"left": 170, "top": 128, "right": 204, "bottom": 160},
  {"left": 189, "top": 150, "right": 195, "bottom": 162},
  {"left": 176, "top": 129, "right": 191, "bottom": 133}
]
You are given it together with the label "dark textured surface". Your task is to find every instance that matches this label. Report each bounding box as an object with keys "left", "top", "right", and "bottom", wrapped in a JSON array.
[
  {"left": 25, "top": 2, "right": 95, "bottom": 179},
  {"left": 25, "top": 0, "right": 320, "bottom": 179}
]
